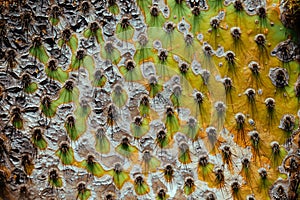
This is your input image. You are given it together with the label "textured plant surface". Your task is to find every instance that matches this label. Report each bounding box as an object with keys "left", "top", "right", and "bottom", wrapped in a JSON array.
[{"left": 0, "top": 0, "right": 299, "bottom": 199}]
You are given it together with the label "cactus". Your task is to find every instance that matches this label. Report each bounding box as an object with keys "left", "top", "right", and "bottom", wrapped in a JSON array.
[{"left": 0, "top": 0, "right": 299, "bottom": 199}]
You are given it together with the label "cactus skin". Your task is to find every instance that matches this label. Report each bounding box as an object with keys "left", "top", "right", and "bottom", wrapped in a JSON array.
[{"left": 0, "top": 0, "right": 299, "bottom": 200}]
